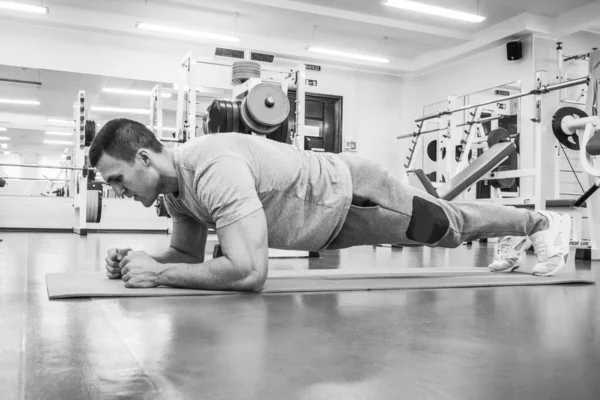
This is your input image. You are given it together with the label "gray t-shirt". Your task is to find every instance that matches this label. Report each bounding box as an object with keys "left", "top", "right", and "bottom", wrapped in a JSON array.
[{"left": 163, "top": 133, "right": 352, "bottom": 251}]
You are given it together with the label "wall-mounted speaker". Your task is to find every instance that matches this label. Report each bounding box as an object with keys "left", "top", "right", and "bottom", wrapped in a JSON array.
[{"left": 507, "top": 41, "right": 522, "bottom": 61}]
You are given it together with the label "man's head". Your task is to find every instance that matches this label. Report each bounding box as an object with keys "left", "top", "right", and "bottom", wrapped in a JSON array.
[{"left": 89, "top": 118, "right": 166, "bottom": 207}]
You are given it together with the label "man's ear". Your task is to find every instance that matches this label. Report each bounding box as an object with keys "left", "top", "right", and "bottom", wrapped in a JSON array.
[{"left": 136, "top": 149, "right": 151, "bottom": 166}]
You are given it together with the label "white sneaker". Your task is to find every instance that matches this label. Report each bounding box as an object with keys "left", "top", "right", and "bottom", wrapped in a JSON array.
[
  {"left": 529, "top": 211, "right": 572, "bottom": 277},
  {"left": 488, "top": 236, "right": 532, "bottom": 272}
]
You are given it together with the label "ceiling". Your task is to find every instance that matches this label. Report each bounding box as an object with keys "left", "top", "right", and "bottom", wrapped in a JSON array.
[
  {"left": 0, "top": 0, "right": 599, "bottom": 158},
  {"left": 1, "top": 0, "right": 599, "bottom": 75}
]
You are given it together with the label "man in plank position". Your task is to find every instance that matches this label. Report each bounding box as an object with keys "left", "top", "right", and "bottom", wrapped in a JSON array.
[{"left": 90, "top": 119, "right": 571, "bottom": 292}]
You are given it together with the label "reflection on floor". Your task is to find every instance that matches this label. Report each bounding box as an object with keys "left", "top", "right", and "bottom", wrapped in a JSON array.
[{"left": 1, "top": 232, "right": 599, "bottom": 400}]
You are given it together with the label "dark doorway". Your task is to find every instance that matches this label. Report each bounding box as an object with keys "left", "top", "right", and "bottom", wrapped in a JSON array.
[{"left": 268, "top": 91, "right": 343, "bottom": 154}]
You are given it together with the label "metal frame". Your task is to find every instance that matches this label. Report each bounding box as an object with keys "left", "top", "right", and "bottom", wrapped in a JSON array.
[
  {"left": 177, "top": 52, "right": 308, "bottom": 149},
  {"left": 401, "top": 75, "right": 588, "bottom": 204}
]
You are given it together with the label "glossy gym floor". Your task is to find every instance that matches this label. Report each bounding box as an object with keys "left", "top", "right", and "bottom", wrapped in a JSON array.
[{"left": 2, "top": 232, "right": 599, "bottom": 400}]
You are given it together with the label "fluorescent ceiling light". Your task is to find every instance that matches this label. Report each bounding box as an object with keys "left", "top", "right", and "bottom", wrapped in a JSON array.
[
  {"left": 0, "top": 127, "right": 6, "bottom": 132},
  {"left": 91, "top": 106, "right": 150, "bottom": 115},
  {"left": 306, "top": 47, "right": 390, "bottom": 63},
  {"left": 383, "top": 0, "right": 485, "bottom": 23},
  {"left": 45, "top": 131, "right": 73, "bottom": 136},
  {"left": 47, "top": 118, "right": 73, "bottom": 124},
  {"left": 136, "top": 22, "right": 240, "bottom": 43},
  {"left": 1, "top": 143, "right": 7, "bottom": 149},
  {"left": 3, "top": 150, "right": 10, "bottom": 155},
  {"left": 0, "top": 1, "right": 48, "bottom": 14},
  {"left": 0, "top": 99, "right": 40, "bottom": 105},
  {"left": 0, "top": 137, "right": 10, "bottom": 141},
  {"left": 44, "top": 140, "right": 73, "bottom": 145},
  {"left": 103, "top": 88, "right": 171, "bottom": 98}
]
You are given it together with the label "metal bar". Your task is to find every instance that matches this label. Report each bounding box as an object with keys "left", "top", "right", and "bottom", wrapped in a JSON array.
[
  {"left": 459, "top": 115, "right": 503, "bottom": 127},
  {"left": 397, "top": 126, "right": 446, "bottom": 140},
  {"left": 1, "top": 176, "right": 69, "bottom": 182},
  {"left": 563, "top": 99, "right": 587, "bottom": 106},
  {"left": 399, "top": 115, "right": 503, "bottom": 141},
  {"left": 0, "top": 78, "right": 42, "bottom": 86},
  {"left": 194, "top": 58, "right": 231, "bottom": 67},
  {"left": 482, "top": 168, "right": 538, "bottom": 180},
  {"left": 414, "top": 77, "right": 588, "bottom": 124},
  {"left": 564, "top": 53, "right": 590, "bottom": 62},
  {"left": 415, "top": 111, "right": 448, "bottom": 123},
  {"left": 0, "top": 162, "right": 86, "bottom": 171},
  {"left": 452, "top": 91, "right": 532, "bottom": 115},
  {"left": 574, "top": 180, "right": 600, "bottom": 207},
  {"left": 540, "top": 77, "right": 588, "bottom": 93},
  {"left": 159, "top": 138, "right": 184, "bottom": 143}
]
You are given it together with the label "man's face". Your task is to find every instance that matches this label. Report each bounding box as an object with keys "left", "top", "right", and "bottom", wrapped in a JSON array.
[{"left": 95, "top": 152, "right": 160, "bottom": 208}]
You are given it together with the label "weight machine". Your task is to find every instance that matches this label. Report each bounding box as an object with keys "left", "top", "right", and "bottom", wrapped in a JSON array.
[
  {"left": 399, "top": 64, "right": 600, "bottom": 259},
  {"left": 150, "top": 50, "right": 318, "bottom": 258},
  {"left": 71, "top": 90, "right": 102, "bottom": 235},
  {"left": 176, "top": 52, "right": 310, "bottom": 148}
]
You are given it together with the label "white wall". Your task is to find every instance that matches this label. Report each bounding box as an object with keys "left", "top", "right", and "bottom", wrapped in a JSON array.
[
  {"left": 401, "top": 36, "right": 535, "bottom": 136},
  {"left": 399, "top": 35, "right": 537, "bottom": 198},
  {"left": 0, "top": 17, "right": 405, "bottom": 231}
]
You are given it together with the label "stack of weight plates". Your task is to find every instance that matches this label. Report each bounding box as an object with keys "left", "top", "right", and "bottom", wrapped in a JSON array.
[
  {"left": 231, "top": 61, "right": 261, "bottom": 85},
  {"left": 240, "top": 83, "right": 290, "bottom": 135},
  {"left": 205, "top": 99, "right": 245, "bottom": 134}
]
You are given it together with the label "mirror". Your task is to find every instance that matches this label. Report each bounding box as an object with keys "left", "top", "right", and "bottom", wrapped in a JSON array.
[{"left": 0, "top": 65, "right": 177, "bottom": 197}]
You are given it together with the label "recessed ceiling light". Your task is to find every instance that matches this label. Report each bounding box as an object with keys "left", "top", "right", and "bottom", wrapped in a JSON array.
[
  {"left": 0, "top": 127, "right": 6, "bottom": 132},
  {"left": 382, "top": 0, "right": 485, "bottom": 23},
  {"left": 1, "top": 143, "right": 7, "bottom": 149},
  {"left": 0, "top": 99, "right": 40, "bottom": 105},
  {"left": 91, "top": 106, "right": 150, "bottom": 115},
  {"left": 0, "top": 1, "right": 48, "bottom": 14},
  {"left": 306, "top": 47, "right": 390, "bottom": 63},
  {"left": 103, "top": 88, "right": 171, "bottom": 98},
  {"left": 136, "top": 22, "right": 241, "bottom": 43}
]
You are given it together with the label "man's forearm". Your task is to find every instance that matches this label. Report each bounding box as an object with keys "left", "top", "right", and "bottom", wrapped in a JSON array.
[
  {"left": 155, "top": 256, "right": 264, "bottom": 292},
  {"left": 150, "top": 247, "right": 204, "bottom": 264}
]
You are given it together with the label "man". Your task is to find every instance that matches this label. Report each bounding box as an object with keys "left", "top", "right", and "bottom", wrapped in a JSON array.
[{"left": 90, "top": 118, "right": 571, "bottom": 292}]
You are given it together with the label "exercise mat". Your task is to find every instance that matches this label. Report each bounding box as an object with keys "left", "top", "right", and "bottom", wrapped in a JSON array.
[{"left": 46, "top": 268, "right": 594, "bottom": 299}]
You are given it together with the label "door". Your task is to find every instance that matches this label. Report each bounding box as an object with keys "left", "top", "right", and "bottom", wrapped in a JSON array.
[{"left": 268, "top": 91, "right": 343, "bottom": 154}]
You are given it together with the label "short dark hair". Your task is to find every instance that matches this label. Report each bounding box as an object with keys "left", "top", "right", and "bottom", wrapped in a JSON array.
[{"left": 89, "top": 118, "right": 164, "bottom": 167}]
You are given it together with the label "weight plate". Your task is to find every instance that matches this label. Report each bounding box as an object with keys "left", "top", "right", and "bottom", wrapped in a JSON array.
[
  {"left": 202, "top": 112, "right": 209, "bottom": 135},
  {"left": 426, "top": 140, "right": 446, "bottom": 162},
  {"left": 490, "top": 165, "right": 516, "bottom": 189},
  {"left": 86, "top": 189, "right": 98, "bottom": 223},
  {"left": 96, "top": 191, "right": 103, "bottom": 223},
  {"left": 206, "top": 101, "right": 218, "bottom": 134},
  {"left": 552, "top": 106, "right": 587, "bottom": 151},
  {"left": 245, "top": 83, "right": 290, "bottom": 126},
  {"left": 240, "top": 97, "right": 279, "bottom": 135},
  {"left": 85, "top": 120, "right": 96, "bottom": 146},
  {"left": 224, "top": 100, "right": 234, "bottom": 133},
  {"left": 232, "top": 100, "right": 241, "bottom": 133},
  {"left": 487, "top": 128, "right": 511, "bottom": 148}
]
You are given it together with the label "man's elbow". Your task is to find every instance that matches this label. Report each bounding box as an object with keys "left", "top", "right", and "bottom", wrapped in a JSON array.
[{"left": 239, "top": 265, "right": 268, "bottom": 292}]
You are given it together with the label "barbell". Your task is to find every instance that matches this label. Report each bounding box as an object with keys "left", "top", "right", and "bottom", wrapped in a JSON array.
[
  {"left": 204, "top": 83, "right": 290, "bottom": 135},
  {"left": 0, "top": 162, "right": 95, "bottom": 177}
]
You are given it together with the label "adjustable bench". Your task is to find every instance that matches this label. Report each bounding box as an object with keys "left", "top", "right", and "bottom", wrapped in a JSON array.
[{"left": 407, "top": 142, "right": 517, "bottom": 200}]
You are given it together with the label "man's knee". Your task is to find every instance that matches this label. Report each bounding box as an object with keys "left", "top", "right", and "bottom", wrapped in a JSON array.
[{"left": 406, "top": 196, "right": 450, "bottom": 244}]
